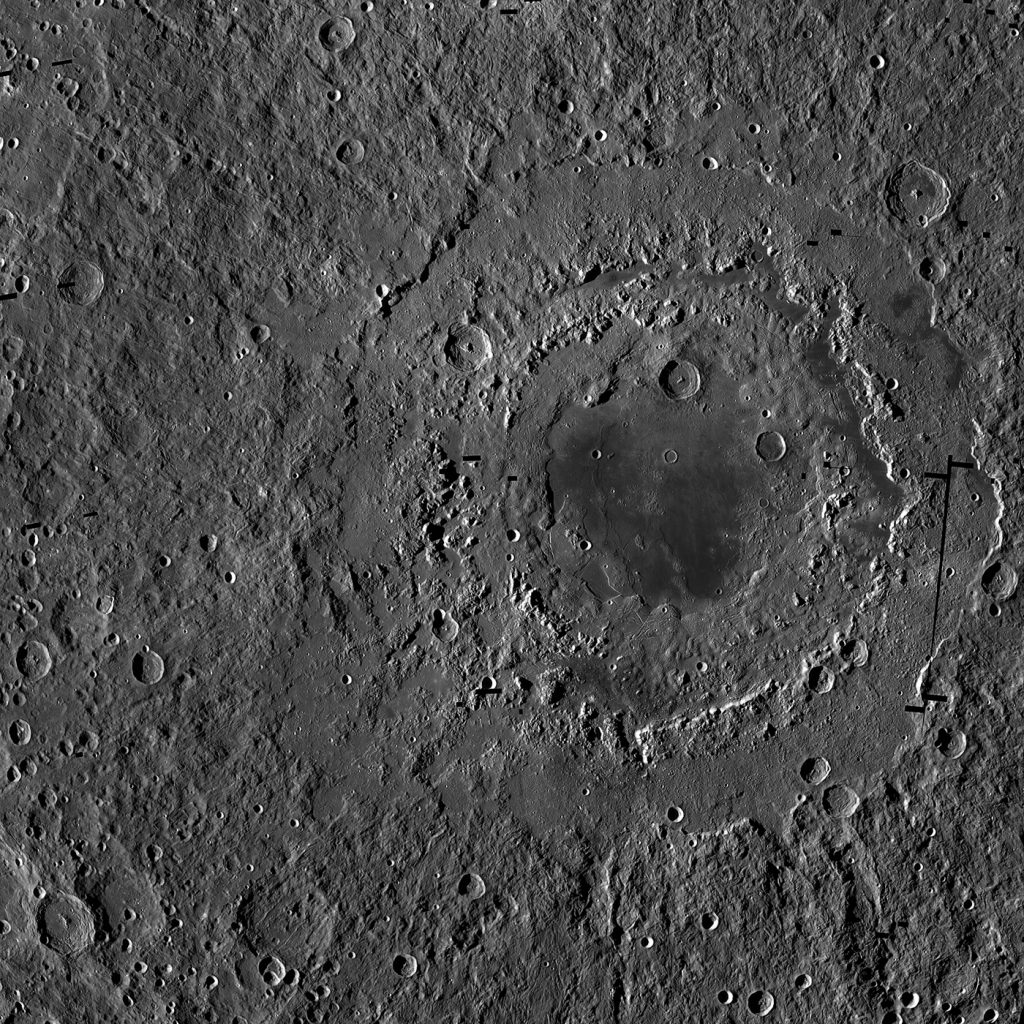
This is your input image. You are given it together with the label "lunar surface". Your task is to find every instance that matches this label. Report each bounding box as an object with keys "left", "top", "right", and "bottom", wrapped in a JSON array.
[{"left": 0, "top": 1, "right": 1018, "bottom": 1022}]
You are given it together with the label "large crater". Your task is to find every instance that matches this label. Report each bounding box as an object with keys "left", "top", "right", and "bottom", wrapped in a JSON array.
[{"left": 546, "top": 369, "right": 785, "bottom": 605}]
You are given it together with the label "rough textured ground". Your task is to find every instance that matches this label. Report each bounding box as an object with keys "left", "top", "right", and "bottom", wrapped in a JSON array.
[{"left": 0, "top": 1, "right": 1020, "bottom": 1022}]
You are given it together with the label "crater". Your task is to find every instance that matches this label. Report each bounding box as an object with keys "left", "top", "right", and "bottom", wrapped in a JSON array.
[{"left": 546, "top": 367, "right": 803, "bottom": 605}]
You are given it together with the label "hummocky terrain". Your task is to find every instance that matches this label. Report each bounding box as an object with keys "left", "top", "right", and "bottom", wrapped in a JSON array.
[{"left": 0, "top": 1, "right": 1021, "bottom": 1022}]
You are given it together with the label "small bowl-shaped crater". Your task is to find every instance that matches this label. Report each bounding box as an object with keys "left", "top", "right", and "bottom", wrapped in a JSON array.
[
  {"left": 319, "top": 16, "right": 356, "bottom": 51},
  {"left": 16, "top": 639, "right": 52, "bottom": 682},
  {"left": 755, "top": 430, "right": 787, "bottom": 462},
  {"left": 747, "top": 989, "right": 775, "bottom": 1016},
  {"left": 336, "top": 137, "right": 365, "bottom": 165},
  {"left": 38, "top": 892, "right": 95, "bottom": 956},
  {"left": 822, "top": 783, "right": 860, "bottom": 819},
  {"left": 457, "top": 872, "right": 486, "bottom": 899},
  {"left": 57, "top": 259, "right": 105, "bottom": 306},
  {"left": 444, "top": 323, "right": 493, "bottom": 373},
  {"left": 799, "top": 756, "right": 831, "bottom": 786},
  {"left": 132, "top": 650, "right": 165, "bottom": 685},
  {"left": 392, "top": 952, "right": 418, "bottom": 977},
  {"left": 658, "top": 358, "right": 701, "bottom": 400},
  {"left": 935, "top": 727, "right": 967, "bottom": 760},
  {"left": 807, "top": 664, "right": 834, "bottom": 694}
]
